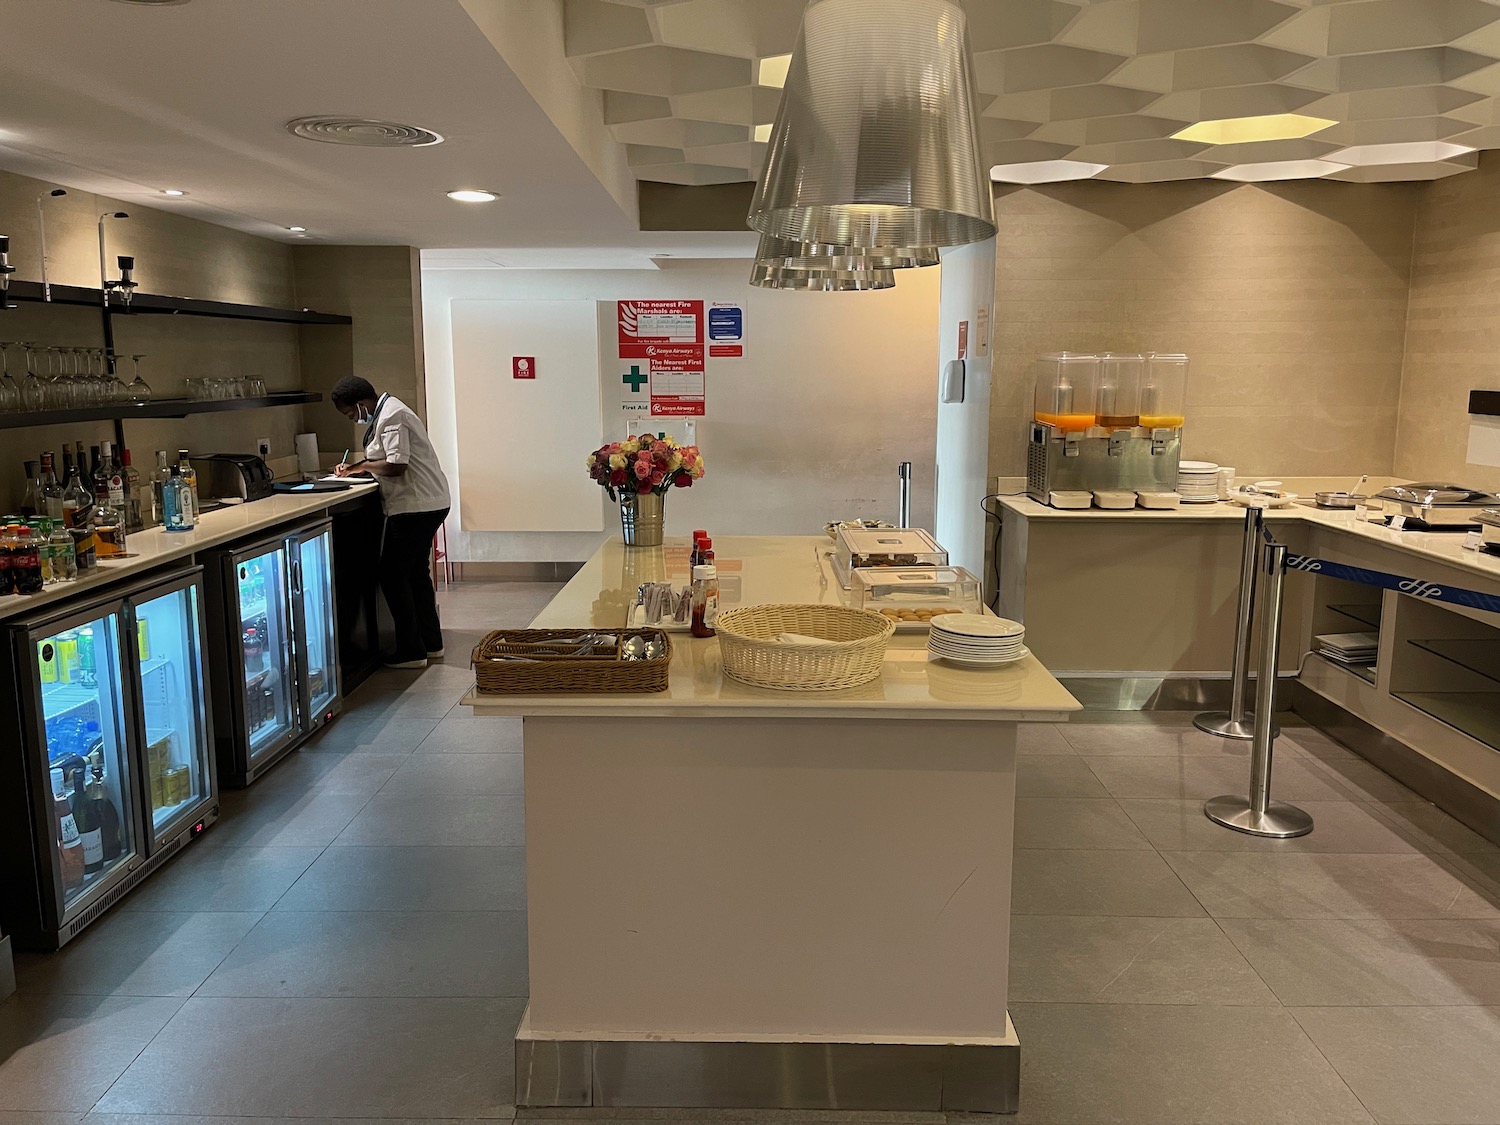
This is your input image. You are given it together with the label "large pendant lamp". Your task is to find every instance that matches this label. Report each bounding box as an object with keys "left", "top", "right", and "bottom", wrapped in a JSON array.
[
  {"left": 749, "top": 261, "right": 896, "bottom": 291},
  {"left": 748, "top": 0, "right": 996, "bottom": 251},
  {"left": 756, "top": 234, "right": 940, "bottom": 271}
]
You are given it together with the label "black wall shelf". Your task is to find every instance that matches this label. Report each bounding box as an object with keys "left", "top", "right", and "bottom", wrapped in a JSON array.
[
  {"left": 0, "top": 391, "right": 323, "bottom": 431},
  {"left": 3, "top": 280, "right": 351, "bottom": 326}
]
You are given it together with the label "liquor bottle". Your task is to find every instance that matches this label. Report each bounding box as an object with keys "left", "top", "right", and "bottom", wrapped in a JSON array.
[
  {"left": 98, "top": 441, "right": 125, "bottom": 506},
  {"left": 120, "top": 448, "right": 143, "bottom": 531},
  {"left": 176, "top": 450, "right": 199, "bottom": 519},
  {"left": 88, "top": 444, "right": 102, "bottom": 488},
  {"left": 86, "top": 751, "right": 123, "bottom": 863},
  {"left": 61, "top": 454, "right": 91, "bottom": 528},
  {"left": 51, "top": 767, "right": 85, "bottom": 894},
  {"left": 151, "top": 450, "right": 170, "bottom": 525},
  {"left": 47, "top": 518, "right": 77, "bottom": 581},
  {"left": 40, "top": 451, "right": 64, "bottom": 520},
  {"left": 162, "top": 464, "right": 194, "bottom": 532},
  {"left": 21, "top": 460, "right": 40, "bottom": 518},
  {"left": 70, "top": 764, "right": 104, "bottom": 875},
  {"left": 91, "top": 492, "right": 127, "bottom": 559},
  {"left": 12, "top": 524, "right": 44, "bottom": 593}
]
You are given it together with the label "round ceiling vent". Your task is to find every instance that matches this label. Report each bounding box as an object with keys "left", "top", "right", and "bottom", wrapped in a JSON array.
[{"left": 285, "top": 116, "right": 444, "bottom": 148}]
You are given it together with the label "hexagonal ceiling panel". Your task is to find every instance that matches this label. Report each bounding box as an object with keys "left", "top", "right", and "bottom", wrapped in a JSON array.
[{"left": 561, "top": 0, "right": 1500, "bottom": 186}]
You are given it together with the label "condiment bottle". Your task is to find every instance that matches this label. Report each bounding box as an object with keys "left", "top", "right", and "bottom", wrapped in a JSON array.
[
  {"left": 690, "top": 563, "right": 719, "bottom": 638},
  {"left": 690, "top": 529, "right": 708, "bottom": 568}
]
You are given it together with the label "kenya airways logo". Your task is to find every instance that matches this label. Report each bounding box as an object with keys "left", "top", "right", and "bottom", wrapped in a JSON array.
[{"left": 619, "top": 303, "right": 639, "bottom": 336}]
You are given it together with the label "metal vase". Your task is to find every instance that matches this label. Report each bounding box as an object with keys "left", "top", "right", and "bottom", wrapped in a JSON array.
[{"left": 619, "top": 491, "right": 665, "bottom": 548}]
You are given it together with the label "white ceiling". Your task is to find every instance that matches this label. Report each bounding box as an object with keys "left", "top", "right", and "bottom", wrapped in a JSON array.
[{"left": 5, "top": 0, "right": 1500, "bottom": 257}]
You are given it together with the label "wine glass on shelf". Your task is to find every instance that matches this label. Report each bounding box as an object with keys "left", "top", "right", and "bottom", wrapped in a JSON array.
[
  {"left": 107, "top": 353, "right": 130, "bottom": 402},
  {"left": 0, "top": 342, "right": 20, "bottom": 412},
  {"left": 20, "top": 342, "right": 46, "bottom": 411},
  {"left": 126, "top": 354, "right": 152, "bottom": 403}
]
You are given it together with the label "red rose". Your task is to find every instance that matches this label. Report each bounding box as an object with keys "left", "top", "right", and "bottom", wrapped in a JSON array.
[
  {"left": 637, "top": 481, "right": 653, "bottom": 495},
  {"left": 673, "top": 472, "right": 692, "bottom": 488},
  {"left": 609, "top": 469, "right": 628, "bottom": 486}
]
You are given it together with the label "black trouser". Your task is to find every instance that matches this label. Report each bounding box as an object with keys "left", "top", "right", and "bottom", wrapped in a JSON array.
[{"left": 379, "top": 507, "right": 449, "bottom": 661}]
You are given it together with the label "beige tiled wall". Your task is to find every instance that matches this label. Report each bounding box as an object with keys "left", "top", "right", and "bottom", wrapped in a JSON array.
[
  {"left": 990, "top": 180, "right": 1419, "bottom": 484},
  {"left": 1396, "top": 152, "right": 1500, "bottom": 493}
]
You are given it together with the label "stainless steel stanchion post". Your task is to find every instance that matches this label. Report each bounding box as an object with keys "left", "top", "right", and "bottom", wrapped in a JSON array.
[
  {"left": 1204, "top": 541, "right": 1313, "bottom": 838},
  {"left": 1195, "top": 503, "right": 1277, "bottom": 740},
  {"left": 897, "top": 462, "right": 912, "bottom": 528}
]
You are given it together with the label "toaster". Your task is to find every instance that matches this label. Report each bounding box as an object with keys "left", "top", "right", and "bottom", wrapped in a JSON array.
[{"left": 189, "top": 453, "right": 275, "bottom": 503}]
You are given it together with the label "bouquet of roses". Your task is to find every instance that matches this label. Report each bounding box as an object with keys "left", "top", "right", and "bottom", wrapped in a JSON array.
[{"left": 586, "top": 433, "right": 705, "bottom": 499}]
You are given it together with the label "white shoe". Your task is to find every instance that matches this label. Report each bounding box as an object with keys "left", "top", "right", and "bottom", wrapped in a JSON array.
[
  {"left": 384, "top": 657, "right": 427, "bottom": 670},
  {"left": 427, "top": 647, "right": 446, "bottom": 660}
]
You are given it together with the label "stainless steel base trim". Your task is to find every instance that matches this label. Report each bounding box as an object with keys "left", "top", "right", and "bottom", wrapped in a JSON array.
[
  {"left": 515, "top": 1013, "right": 1020, "bottom": 1113},
  {"left": 448, "top": 561, "right": 584, "bottom": 582},
  {"left": 1204, "top": 794, "right": 1315, "bottom": 838},
  {"left": 1056, "top": 674, "right": 1297, "bottom": 713},
  {"left": 1194, "top": 711, "right": 1278, "bottom": 740},
  {"left": 1290, "top": 682, "right": 1500, "bottom": 848}
]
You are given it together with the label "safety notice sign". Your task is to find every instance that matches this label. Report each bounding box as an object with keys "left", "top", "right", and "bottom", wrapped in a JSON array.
[
  {"left": 645, "top": 343, "right": 705, "bottom": 417},
  {"left": 618, "top": 299, "right": 703, "bottom": 359}
]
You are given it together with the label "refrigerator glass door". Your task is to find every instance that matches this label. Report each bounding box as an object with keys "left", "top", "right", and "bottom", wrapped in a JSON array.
[
  {"left": 133, "top": 580, "right": 213, "bottom": 843},
  {"left": 297, "top": 529, "right": 340, "bottom": 724},
  {"left": 235, "top": 547, "right": 296, "bottom": 765},
  {"left": 34, "top": 608, "right": 139, "bottom": 913}
]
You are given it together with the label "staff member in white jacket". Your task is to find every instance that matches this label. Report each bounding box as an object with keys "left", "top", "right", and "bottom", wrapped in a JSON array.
[{"left": 331, "top": 375, "right": 452, "bottom": 670}]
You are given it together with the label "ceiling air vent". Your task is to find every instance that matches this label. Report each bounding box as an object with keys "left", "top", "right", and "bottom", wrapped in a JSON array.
[{"left": 284, "top": 117, "right": 444, "bottom": 148}]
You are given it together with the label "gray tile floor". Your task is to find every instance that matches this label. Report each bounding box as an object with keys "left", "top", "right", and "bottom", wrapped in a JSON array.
[{"left": 3, "top": 581, "right": 1500, "bottom": 1125}]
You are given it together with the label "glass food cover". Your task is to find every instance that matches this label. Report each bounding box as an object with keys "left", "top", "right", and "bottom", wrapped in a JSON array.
[
  {"left": 1032, "top": 352, "right": 1099, "bottom": 433},
  {"left": 834, "top": 527, "right": 947, "bottom": 573},
  {"left": 852, "top": 565, "right": 982, "bottom": 621}
]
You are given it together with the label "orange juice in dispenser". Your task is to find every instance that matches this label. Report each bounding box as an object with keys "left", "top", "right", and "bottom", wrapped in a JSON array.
[
  {"left": 1032, "top": 352, "right": 1099, "bottom": 433},
  {"left": 1139, "top": 353, "right": 1188, "bottom": 430}
]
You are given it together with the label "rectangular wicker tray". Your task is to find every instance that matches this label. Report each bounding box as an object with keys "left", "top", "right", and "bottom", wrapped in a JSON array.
[{"left": 471, "top": 628, "right": 672, "bottom": 695}]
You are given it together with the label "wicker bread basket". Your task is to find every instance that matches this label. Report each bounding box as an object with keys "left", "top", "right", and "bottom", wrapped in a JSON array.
[
  {"left": 471, "top": 628, "right": 671, "bottom": 694},
  {"left": 713, "top": 603, "right": 895, "bottom": 691}
]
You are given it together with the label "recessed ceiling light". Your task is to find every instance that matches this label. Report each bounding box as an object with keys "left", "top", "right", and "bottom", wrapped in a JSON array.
[
  {"left": 757, "top": 54, "right": 793, "bottom": 89},
  {"left": 1173, "top": 113, "right": 1337, "bottom": 145},
  {"left": 753, "top": 124, "right": 772, "bottom": 143},
  {"left": 990, "top": 160, "right": 1108, "bottom": 184},
  {"left": 1327, "top": 141, "right": 1476, "bottom": 166},
  {"left": 1211, "top": 159, "right": 1350, "bottom": 182},
  {"left": 446, "top": 189, "right": 499, "bottom": 203},
  {"left": 160, "top": 188, "right": 187, "bottom": 196},
  {"left": 287, "top": 226, "right": 307, "bottom": 232}
]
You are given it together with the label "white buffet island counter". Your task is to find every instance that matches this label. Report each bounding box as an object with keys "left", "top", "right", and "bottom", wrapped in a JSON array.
[{"left": 465, "top": 535, "right": 1080, "bottom": 1114}]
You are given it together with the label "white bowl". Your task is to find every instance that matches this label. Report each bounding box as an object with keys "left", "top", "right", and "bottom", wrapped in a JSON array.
[{"left": 1093, "top": 490, "right": 1137, "bottom": 510}]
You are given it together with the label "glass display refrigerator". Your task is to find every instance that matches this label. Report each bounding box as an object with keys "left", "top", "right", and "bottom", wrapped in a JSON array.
[
  {"left": 206, "top": 519, "right": 341, "bottom": 787},
  {"left": 0, "top": 569, "right": 217, "bottom": 950}
]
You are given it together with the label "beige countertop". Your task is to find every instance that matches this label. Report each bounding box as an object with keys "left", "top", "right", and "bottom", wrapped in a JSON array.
[
  {"left": 466, "top": 535, "right": 1081, "bottom": 721},
  {"left": 0, "top": 482, "right": 379, "bottom": 621},
  {"left": 998, "top": 495, "right": 1500, "bottom": 586}
]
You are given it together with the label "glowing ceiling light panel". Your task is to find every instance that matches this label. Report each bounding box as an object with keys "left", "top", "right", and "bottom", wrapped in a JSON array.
[
  {"left": 1173, "top": 113, "right": 1337, "bottom": 145},
  {"left": 757, "top": 54, "right": 793, "bottom": 88},
  {"left": 1211, "top": 159, "right": 1350, "bottom": 182},
  {"left": 989, "top": 160, "right": 1108, "bottom": 184},
  {"left": 754, "top": 124, "right": 772, "bottom": 143}
]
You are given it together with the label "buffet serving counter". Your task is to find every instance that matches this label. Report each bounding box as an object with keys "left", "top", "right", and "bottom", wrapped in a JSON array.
[{"left": 465, "top": 535, "right": 1079, "bottom": 1115}]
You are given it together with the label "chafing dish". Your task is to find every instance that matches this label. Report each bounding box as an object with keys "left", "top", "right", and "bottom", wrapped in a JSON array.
[
  {"left": 1375, "top": 482, "right": 1500, "bottom": 528},
  {"left": 1477, "top": 509, "right": 1500, "bottom": 552}
]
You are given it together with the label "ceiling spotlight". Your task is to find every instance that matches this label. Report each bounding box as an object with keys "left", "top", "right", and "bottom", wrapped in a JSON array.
[
  {"left": 446, "top": 189, "right": 499, "bottom": 203},
  {"left": 160, "top": 189, "right": 187, "bottom": 196},
  {"left": 1173, "top": 114, "right": 1337, "bottom": 145},
  {"left": 287, "top": 226, "right": 307, "bottom": 232},
  {"left": 990, "top": 160, "right": 1108, "bottom": 184},
  {"left": 1211, "top": 159, "right": 1350, "bottom": 182}
]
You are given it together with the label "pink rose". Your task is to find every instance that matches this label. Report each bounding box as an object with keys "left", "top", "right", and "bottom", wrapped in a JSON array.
[
  {"left": 650, "top": 470, "right": 666, "bottom": 487},
  {"left": 633, "top": 459, "right": 652, "bottom": 479}
]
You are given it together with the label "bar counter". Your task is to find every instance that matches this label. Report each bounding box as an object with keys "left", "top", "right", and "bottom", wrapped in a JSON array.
[{"left": 466, "top": 535, "right": 1079, "bottom": 1115}]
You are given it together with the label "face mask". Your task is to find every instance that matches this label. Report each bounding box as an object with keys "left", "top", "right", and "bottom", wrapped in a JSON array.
[{"left": 356, "top": 405, "right": 371, "bottom": 424}]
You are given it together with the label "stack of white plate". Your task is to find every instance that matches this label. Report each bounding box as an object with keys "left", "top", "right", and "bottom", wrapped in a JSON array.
[
  {"left": 927, "top": 614, "right": 1029, "bottom": 667},
  {"left": 1177, "top": 460, "right": 1220, "bottom": 504}
]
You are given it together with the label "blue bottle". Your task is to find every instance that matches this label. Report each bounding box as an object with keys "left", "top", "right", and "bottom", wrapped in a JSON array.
[{"left": 162, "top": 465, "right": 194, "bottom": 533}]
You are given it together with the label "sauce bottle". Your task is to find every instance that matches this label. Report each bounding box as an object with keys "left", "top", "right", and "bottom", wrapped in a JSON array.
[{"left": 690, "top": 563, "right": 719, "bottom": 638}]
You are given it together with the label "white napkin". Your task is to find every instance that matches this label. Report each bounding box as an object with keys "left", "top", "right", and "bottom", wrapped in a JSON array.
[{"left": 775, "top": 632, "right": 837, "bottom": 646}]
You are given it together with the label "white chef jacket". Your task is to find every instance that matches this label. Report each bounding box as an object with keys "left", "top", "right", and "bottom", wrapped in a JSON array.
[{"left": 362, "top": 393, "right": 452, "bottom": 516}]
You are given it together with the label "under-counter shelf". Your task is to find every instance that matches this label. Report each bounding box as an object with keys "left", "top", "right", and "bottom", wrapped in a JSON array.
[
  {"left": 1392, "top": 691, "right": 1500, "bottom": 752},
  {"left": 1408, "top": 638, "right": 1500, "bottom": 685},
  {"left": 4, "top": 279, "right": 351, "bottom": 325},
  {"left": 1328, "top": 602, "right": 1384, "bottom": 629},
  {"left": 1314, "top": 651, "right": 1377, "bottom": 685}
]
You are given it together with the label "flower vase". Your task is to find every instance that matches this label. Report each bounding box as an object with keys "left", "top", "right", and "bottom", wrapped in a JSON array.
[{"left": 619, "top": 491, "right": 665, "bottom": 547}]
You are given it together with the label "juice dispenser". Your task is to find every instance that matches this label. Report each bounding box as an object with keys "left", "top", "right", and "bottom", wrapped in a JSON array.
[
  {"left": 1031, "top": 353, "right": 1099, "bottom": 433},
  {"left": 1027, "top": 350, "right": 1186, "bottom": 505},
  {"left": 1140, "top": 353, "right": 1188, "bottom": 429},
  {"left": 1097, "top": 353, "right": 1143, "bottom": 430}
]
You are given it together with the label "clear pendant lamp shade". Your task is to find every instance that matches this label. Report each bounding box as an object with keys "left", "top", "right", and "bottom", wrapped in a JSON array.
[
  {"left": 756, "top": 234, "right": 940, "bottom": 271},
  {"left": 749, "top": 262, "right": 896, "bottom": 291},
  {"left": 748, "top": 0, "right": 996, "bottom": 250}
]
